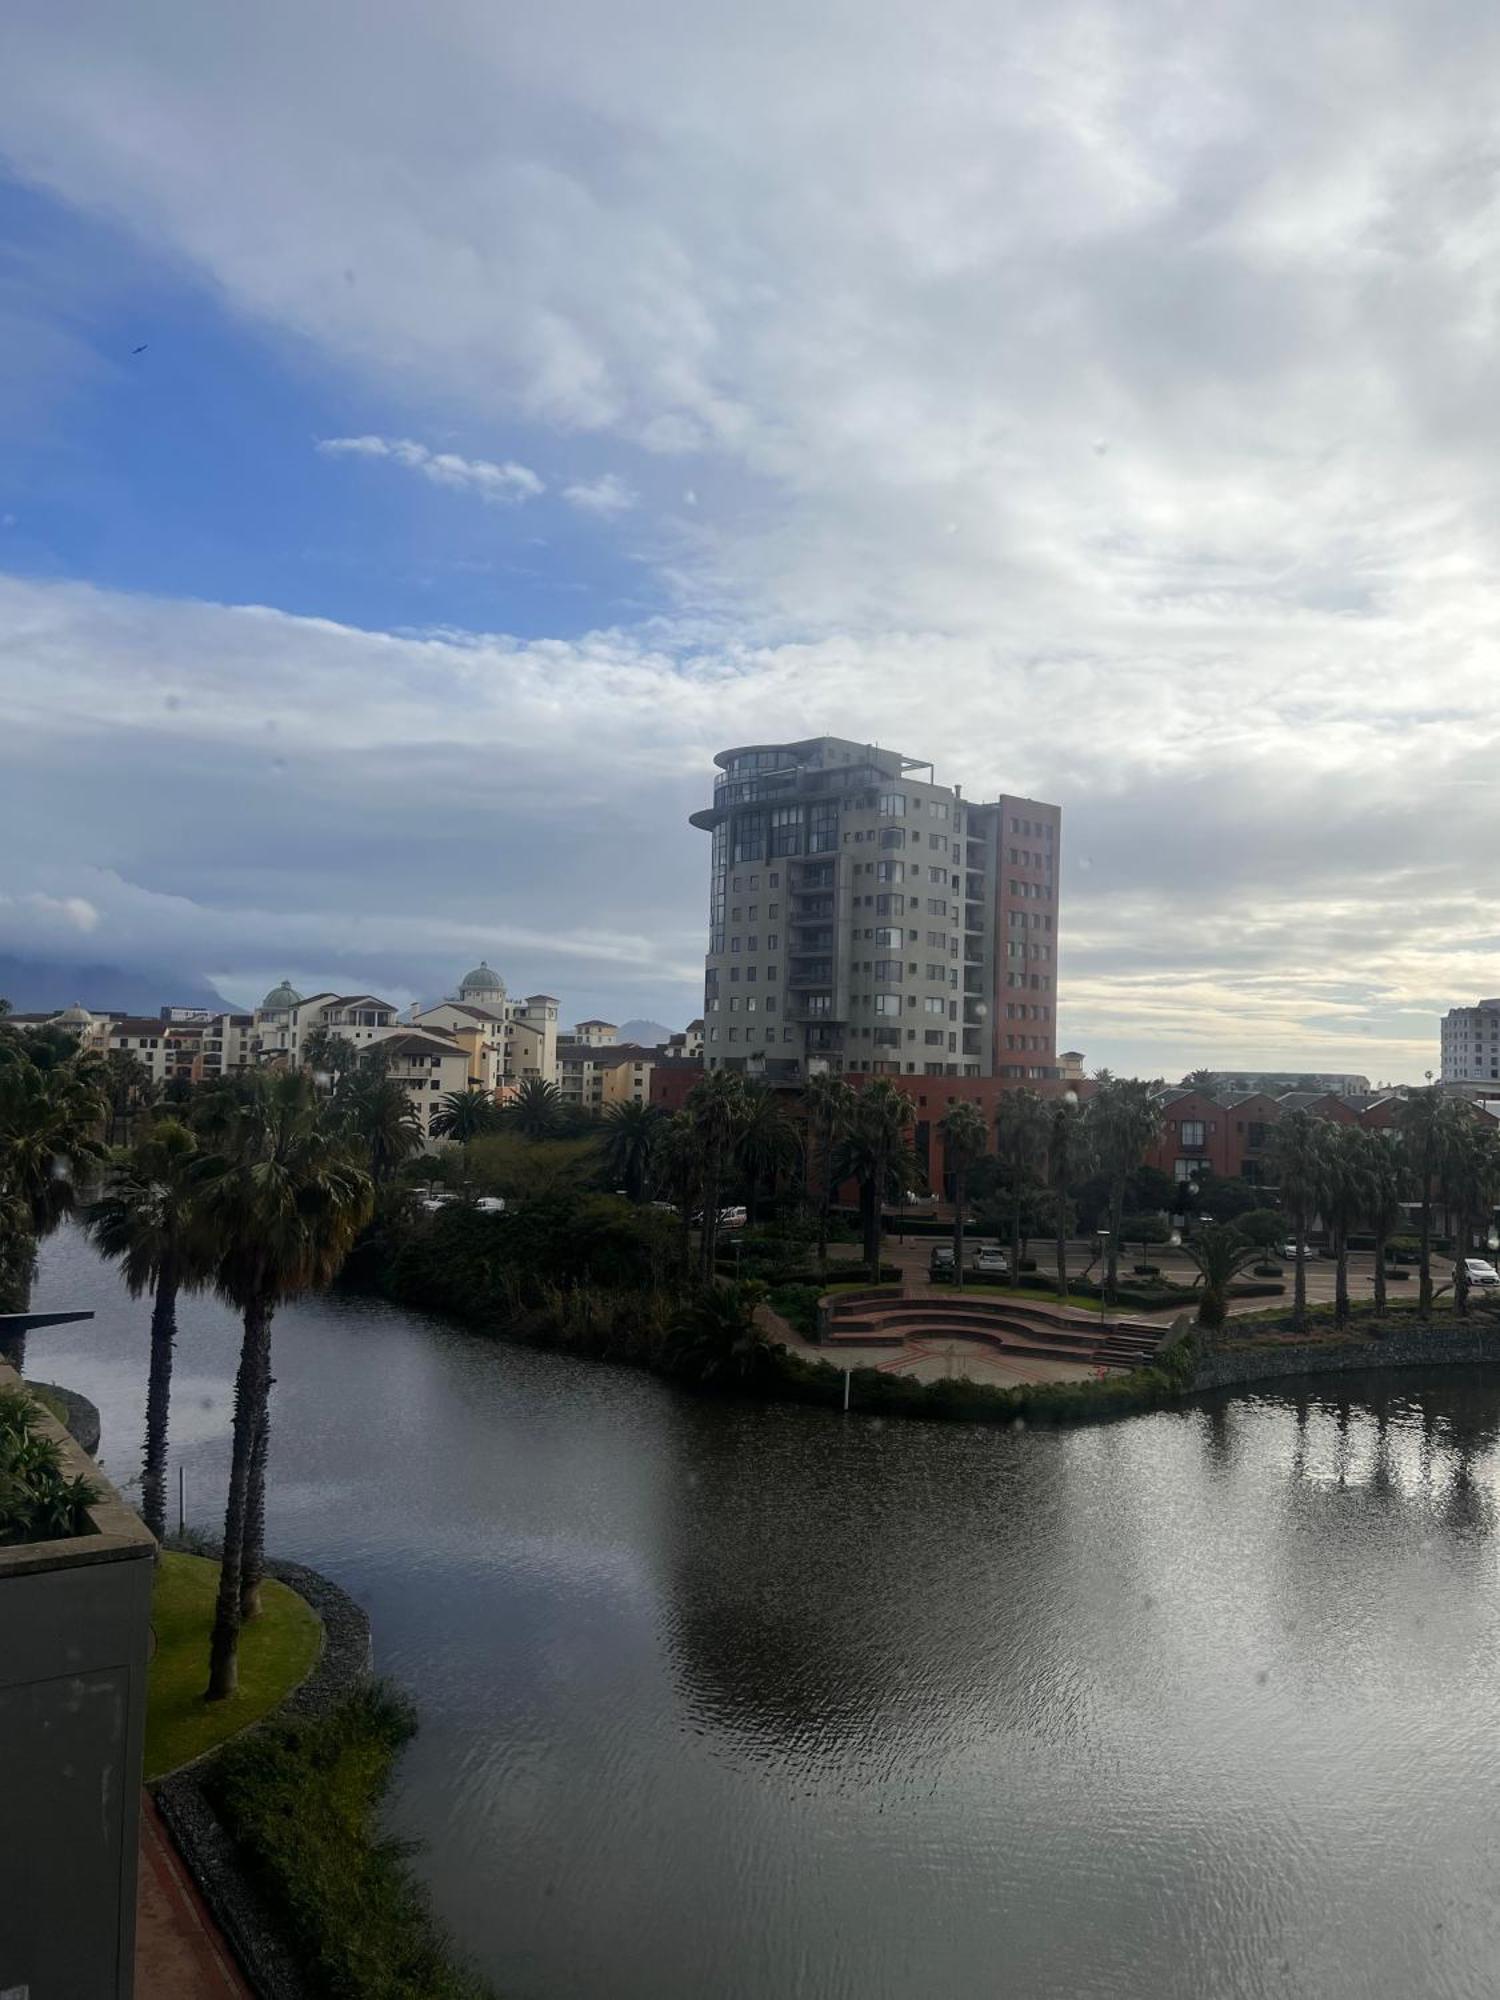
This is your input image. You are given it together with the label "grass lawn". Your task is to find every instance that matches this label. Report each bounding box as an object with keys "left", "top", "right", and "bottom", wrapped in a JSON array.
[{"left": 146, "top": 1551, "right": 323, "bottom": 1780}]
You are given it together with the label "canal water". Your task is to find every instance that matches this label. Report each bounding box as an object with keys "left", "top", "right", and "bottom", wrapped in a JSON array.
[{"left": 29, "top": 1223, "right": 1500, "bottom": 1998}]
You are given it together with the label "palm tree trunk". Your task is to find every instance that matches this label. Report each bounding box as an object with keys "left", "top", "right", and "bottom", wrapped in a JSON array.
[
  {"left": 1418, "top": 1173, "right": 1433, "bottom": 1317},
  {"left": 240, "top": 1396, "right": 271, "bottom": 1620},
  {"left": 1105, "top": 1176, "right": 1123, "bottom": 1306},
  {"left": 1293, "top": 1231, "right": 1307, "bottom": 1332},
  {"left": 952, "top": 1166, "right": 966, "bottom": 1291},
  {"left": 869, "top": 1147, "right": 886, "bottom": 1279},
  {"left": 207, "top": 1299, "right": 272, "bottom": 1700},
  {"left": 1454, "top": 1212, "right": 1470, "bottom": 1319},
  {"left": 1373, "top": 1227, "right": 1388, "bottom": 1314},
  {"left": 1055, "top": 1205, "right": 1067, "bottom": 1302},
  {"left": 140, "top": 1259, "right": 178, "bottom": 1543},
  {"left": 1334, "top": 1224, "right": 1349, "bottom": 1328},
  {"left": 699, "top": 1147, "right": 721, "bottom": 1286},
  {"left": 1009, "top": 1193, "right": 1022, "bottom": 1286}
]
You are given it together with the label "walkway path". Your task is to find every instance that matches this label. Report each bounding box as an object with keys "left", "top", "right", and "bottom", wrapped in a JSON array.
[{"left": 136, "top": 1791, "right": 252, "bottom": 1998}]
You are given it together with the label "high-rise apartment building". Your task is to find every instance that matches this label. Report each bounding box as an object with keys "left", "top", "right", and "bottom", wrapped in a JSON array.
[
  {"left": 690, "top": 736, "right": 1060, "bottom": 1080},
  {"left": 1441, "top": 1000, "right": 1500, "bottom": 1084}
]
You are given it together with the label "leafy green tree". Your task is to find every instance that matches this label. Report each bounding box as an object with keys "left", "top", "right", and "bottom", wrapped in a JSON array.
[
  {"left": 1086, "top": 1077, "right": 1163, "bottom": 1304},
  {"left": 429, "top": 1089, "right": 499, "bottom": 1144},
  {"left": 652, "top": 1111, "right": 704, "bottom": 1268},
  {"left": 198, "top": 1074, "right": 373, "bottom": 1696},
  {"left": 940, "top": 1102, "right": 989, "bottom": 1290},
  {"left": 1182, "top": 1069, "right": 1216, "bottom": 1092},
  {"left": 87, "top": 1121, "right": 208, "bottom": 1539},
  {"left": 833, "top": 1080, "right": 916, "bottom": 1278},
  {"left": 1182, "top": 1222, "right": 1262, "bottom": 1332},
  {"left": 734, "top": 1083, "right": 799, "bottom": 1225},
  {"left": 804, "top": 1073, "right": 856, "bottom": 1264},
  {"left": 993, "top": 1087, "right": 1051, "bottom": 1278},
  {"left": 1046, "top": 1094, "right": 1086, "bottom": 1302},
  {"left": 505, "top": 1077, "right": 563, "bottom": 1141},
  {"left": 601, "top": 1100, "right": 664, "bottom": 1203},
  {"left": 1268, "top": 1109, "right": 1329, "bottom": 1332},
  {"left": 685, "top": 1070, "right": 746, "bottom": 1282}
]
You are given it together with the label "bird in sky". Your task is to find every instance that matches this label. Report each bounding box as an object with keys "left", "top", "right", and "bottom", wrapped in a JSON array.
[{"left": 131, "top": 343, "right": 148, "bottom": 354}]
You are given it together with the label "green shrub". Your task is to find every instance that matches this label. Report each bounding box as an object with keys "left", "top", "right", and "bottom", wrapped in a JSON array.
[
  {"left": 0, "top": 1387, "right": 99, "bottom": 1547},
  {"left": 210, "top": 1682, "right": 490, "bottom": 2000}
]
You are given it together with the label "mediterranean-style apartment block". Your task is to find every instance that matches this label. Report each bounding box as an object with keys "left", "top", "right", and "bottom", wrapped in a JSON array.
[
  {"left": 690, "top": 736, "right": 1060, "bottom": 1080},
  {"left": 1442, "top": 1000, "right": 1500, "bottom": 1085}
]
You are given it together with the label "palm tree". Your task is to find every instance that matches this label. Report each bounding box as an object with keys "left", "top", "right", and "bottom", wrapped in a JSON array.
[
  {"left": 939, "top": 1102, "right": 989, "bottom": 1290},
  {"left": 1361, "top": 1129, "right": 1404, "bottom": 1317},
  {"left": 1321, "top": 1122, "right": 1373, "bottom": 1329},
  {"left": 833, "top": 1081, "right": 915, "bottom": 1278},
  {"left": 665, "top": 1283, "right": 774, "bottom": 1385},
  {"left": 1437, "top": 1111, "right": 1500, "bottom": 1319},
  {"left": 1182, "top": 1222, "right": 1263, "bottom": 1333},
  {"left": 1397, "top": 1086, "right": 1446, "bottom": 1317},
  {"left": 804, "top": 1073, "right": 856, "bottom": 1264},
  {"left": 299, "top": 1026, "right": 361, "bottom": 1089},
  {"left": 103, "top": 1048, "right": 156, "bottom": 1145},
  {"left": 430, "top": 1089, "right": 499, "bottom": 1144},
  {"left": 1087, "top": 1076, "right": 1163, "bottom": 1305},
  {"left": 685, "top": 1070, "right": 746, "bottom": 1283},
  {"left": 734, "top": 1083, "right": 799, "bottom": 1226},
  {"left": 336, "top": 1068, "right": 424, "bottom": 1184},
  {"left": 994, "top": 1087, "right": 1050, "bottom": 1279},
  {"left": 506, "top": 1077, "right": 563, "bottom": 1141},
  {"left": 87, "top": 1121, "right": 207, "bottom": 1540},
  {"left": 198, "top": 1073, "right": 373, "bottom": 1696},
  {"left": 0, "top": 1056, "right": 107, "bottom": 1365},
  {"left": 602, "top": 1100, "right": 664, "bottom": 1203},
  {"left": 653, "top": 1111, "right": 704, "bottom": 1269},
  {"left": 1046, "top": 1093, "right": 1085, "bottom": 1302},
  {"left": 1268, "top": 1109, "right": 1328, "bottom": 1333}
]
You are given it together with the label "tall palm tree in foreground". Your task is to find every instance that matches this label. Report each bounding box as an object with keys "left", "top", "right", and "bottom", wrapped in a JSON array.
[
  {"left": 1269, "top": 1109, "right": 1328, "bottom": 1333},
  {"left": 430, "top": 1088, "right": 499, "bottom": 1145},
  {"left": 834, "top": 1080, "right": 916, "bottom": 1279},
  {"left": 87, "top": 1120, "right": 207, "bottom": 1540},
  {"left": 994, "top": 1086, "right": 1050, "bottom": 1280},
  {"left": 602, "top": 1100, "right": 664, "bottom": 1203},
  {"left": 1321, "top": 1122, "right": 1372, "bottom": 1329},
  {"left": 686, "top": 1070, "right": 746, "bottom": 1283},
  {"left": 1362, "top": 1128, "right": 1404, "bottom": 1317},
  {"left": 1397, "top": 1086, "right": 1445, "bottom": 1318},
  {"left": 199, "top": 1073, "right": 372, "bottom": 1697},
  {"left": 506, "top": 1077, "right": 563, "bottom": 1141},
  {"left": 940, "top": 1102, "right": 989, "bottom": 1290},
  {"left": 735, "top": 1083, "right": 799, "bottom": 1225},
  {"left": 1046, "top": 1093, "right": 1085, "bottom": 1303},
  {"left": 1087, "top": 1076, "right": 1163, "bottom": 1305},
  {"left": 0, "top": 1056, "right": 107, "bottom": 1365},
  {"left": 804, "top": 1072, "right": 856, "bottom": 1264}
]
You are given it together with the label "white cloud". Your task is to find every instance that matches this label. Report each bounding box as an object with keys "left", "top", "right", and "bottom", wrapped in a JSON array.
[
  {"left": 562, "top": 473, "right": 637, "bottom": 517},
  {"left": 6, "top": 7, "right": 1500, "bottom": 1062},
  {"left": 315, "top": 435, "right": 542, "bottom": 503}
]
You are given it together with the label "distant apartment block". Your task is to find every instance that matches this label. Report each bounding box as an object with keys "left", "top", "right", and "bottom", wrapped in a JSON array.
[
  {"left": 690, "top": 736, "right": 1060, "bottom": 1080},
  {"left": 1441, "top": 1001, "right": 1500, "bottom": 1084}
]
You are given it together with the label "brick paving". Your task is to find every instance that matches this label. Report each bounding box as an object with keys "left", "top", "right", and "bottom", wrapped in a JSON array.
[{"left": 136, "top": 1791, "right": 252, "bottom": 1999}]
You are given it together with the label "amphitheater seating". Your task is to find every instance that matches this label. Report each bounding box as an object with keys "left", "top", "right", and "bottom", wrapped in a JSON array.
[{"left": 819, "top": 1288, "right": 1170, "bottom": 1372}]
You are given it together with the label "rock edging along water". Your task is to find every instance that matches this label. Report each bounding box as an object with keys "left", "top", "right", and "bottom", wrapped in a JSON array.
[
  {"left": 152, "top": 1555, "right": 373, "bottom": 2000},
  {"left": 28, "top": 1380, "right": 101, "bottom": 1456},
  {"left": 1192, "top": 1321, "right": 1500, "bottom": 1391}
]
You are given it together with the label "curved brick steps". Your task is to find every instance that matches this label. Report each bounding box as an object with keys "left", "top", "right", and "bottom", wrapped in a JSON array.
[{"left": 821, "top": 1289, "right": 1170, "bottom": 1374}]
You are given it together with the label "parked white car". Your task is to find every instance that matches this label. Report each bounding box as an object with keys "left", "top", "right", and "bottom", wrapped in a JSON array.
[
  {"left": 474, "top": 1196, "right": 506, "bottom": 1214},
  {"left": 717, "top": 1205, "right": 748, "bottom": 1229},
  {"left": 974, "top": 1246, "right": 1010, "bottom": 1276},
  {"left": 1463, "top": 1257, "right": 1500, "bottom": 1287}
]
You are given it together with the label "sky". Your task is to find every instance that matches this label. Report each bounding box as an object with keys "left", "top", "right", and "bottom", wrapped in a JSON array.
[{"left": 3, "top": 2, "right": 1500, "bottom": 1078}]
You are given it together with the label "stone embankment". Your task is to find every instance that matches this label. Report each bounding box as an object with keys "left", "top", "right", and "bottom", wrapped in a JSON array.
[{"left": 1192, "top": 1323, "right": 1500, "bottom": 1391}]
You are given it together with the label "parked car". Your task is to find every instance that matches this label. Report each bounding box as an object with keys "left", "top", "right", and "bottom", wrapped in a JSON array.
[
  {"left": 474, "top": 1196, "right": 506, "bottom": 1214},
  {"left": 902, "top": 1189, "right": 937, "bottom": 1210},
  {"left": 1463, "top": 1257, "right": 1500, "bottom": 1287},
  {"left": 418, "top": 1192, "right": 455, "bottom": 1213},
  {"left": 1281, "top": 1241, "right": 1301, "bottom": 1261},
  {"left": 717, "top": 1205, "right": 748, "bottom": 1229},
  {"left": 929, "top": 1244, "right": 956, "bottom": 1279},
  {"left": 973, "top": 1246, "right": 1010, "bottom": 1277}
]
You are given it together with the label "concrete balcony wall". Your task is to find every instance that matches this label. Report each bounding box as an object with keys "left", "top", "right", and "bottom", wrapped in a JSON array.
[{"left": 0, "top": 1361, "right": 154, "bottom": 2000}]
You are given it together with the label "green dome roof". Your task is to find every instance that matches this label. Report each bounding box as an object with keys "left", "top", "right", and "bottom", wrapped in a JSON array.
[
  {"left": 458, "top": 960, "right": 506, "bottom": 998},
  {"left": 261, "top": 980, "right": 303, "bottom": 1012}
]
